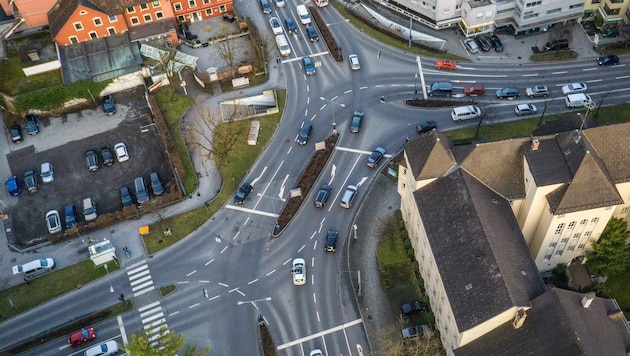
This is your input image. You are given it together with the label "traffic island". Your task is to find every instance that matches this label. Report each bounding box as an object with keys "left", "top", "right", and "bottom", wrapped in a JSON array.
[
  {"left": 272, "top": 134, "right": 339, "bottom": 237},
  {"left": 310, "top": 6, "right": 343, "bottom": 62}
]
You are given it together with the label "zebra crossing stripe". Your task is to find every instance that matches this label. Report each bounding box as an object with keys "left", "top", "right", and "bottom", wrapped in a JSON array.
[{"left": 138, "top": 301, "right": 160, "bottom": 312}]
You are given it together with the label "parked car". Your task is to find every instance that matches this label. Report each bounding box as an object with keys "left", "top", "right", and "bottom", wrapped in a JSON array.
[
  {"left": 285, "top": 18, "right": 297, "bottom": 34},
  {"left": 515, "top": 103, "right": 538, "bottom": 116},
  {"left": 25, "top": 114, "right": 39, "bottom": 135},
  {"left": 324, "top": 230, "right": 338, "bottom": 252},
  {"left": 234, "top": 182, "right": 253, "bottom": 205},
  {"left": 102, "top": 95, "right": 116, "bottom": 115},
  {"left": 83, "top": 197, "right": 97, "bottom": 222},
  {"left": 475, "top": 36, "right": 492, "bottom": 51},
  {"left": 64, "top": 205, "right": 77, "bottom": 228},
  {"left": 401, "top": 300, "right": 425, "bottom": 317},
  {"left": 544, "top": 39, "right": 569, "bottom": 51},
  {"left": 366, "top": 147, "right": 386, "bottom": 168},
  {"left": 349, "top": 54, "right": 360, "bottom": 70},
  {"left": 314, "top": 184, "right": 332, "bottom": 208},
  {"left": 85, "top": 150, "right": 99, "bottom": 171},
  {"left": 416, "top": 121, "right": 436, "bottom": 134},
  {"left": 561, "top": 82, "right": 587, "bottom": 95},
  {"left": 5, "top": 176, "right": 21, "bottom": 196},
  {"left": 464, "top": 38, "right": 479, "bottom": 53},
  {"left": 495, "top": 87, "right": 520, "bottom": 99},
  {"left": 68, "top": 327, "right": 96, "bottom": 347},
  {"left": 401, "top": 325, "right": 430, "bottom": 340},
  {"left": 46, "top": 210, "right": 62, "bottom": 234},
  {"left": 601, "top": 28, "right": 619, "bottom": 38},
  {"left": 490, "top": 34, "right": 504, "bottom": 52},
  {"left": 597, "top": 54, "right": 619, "bottom": 66},
  {"left": 269, "top": 17, "right": 283, "bottom": 35},
  {"left": 100, "top": 146, "right": 114, "bottom": 166},
  {"left": 435, "top": 59, "right": 456, "bottom": 70},
  {"left": 350, "top": 111, "right": 363, "bottom": 133},
  {"left": 40, "top": 162, "right": 54, "bottom": 183},
  {"left": 120, "top": 187, "right": 134, "bottom": 207},
  {"left": 297, "top": 123, "right": 312, "bottom": 145},
  {"left": 23, "top": 170, "right": 39, "bottom": 193},
  {"left": 525, "top": 85, "right": 549, "bottom": 98},
  {"left": 84, "top": 340, "right": 118, "bottom": 356},
  {"left": 464, "top": 85, "right": 485, "bottom": 96},
  {"left": 114, "top": 142, "right": 129, "bottom": 162},
  {"left": 9, "top": 124, "right": 22, "bottom": 143},
  {"left": 150, "top": 172, "right": 164, "bottom": 196},
  {"left": 135, "top": 177, "right": 150, "bottom": 204},
  {"left": 303, "top": 56, "right": 316, "bottom": 75},
  {"left": 292, "top": 258, "right": 306, "bottom": 285}
]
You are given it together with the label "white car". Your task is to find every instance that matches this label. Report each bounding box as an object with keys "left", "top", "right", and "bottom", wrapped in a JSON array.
[
  {"left": 292, "top": 258, "right": 306, "bottom": 286},
  {"left": 349, "top": 54, "right": 360, "bottom": 70},
  {"left": 46, "top": 210, "right": 61, "bottom": 234},
  {"left": 515, "top": 103, "right": 538, "bottom": 116},
  {"left": 561, "top": 82, "right": 587, "bottom": 95},
  {"left": 310, "top": 350, "right": 324, "bottom": 356},
  {"left": 85, "top": 340, "right": 119, "bottom": 356},
  {"left": 40, "top": 162, "right": 54, "bottom": 183},
  {"left": 269, "top": 17, "right": 283, "bottom": 35},
  {"left": 464, "top": 38, "right": 479, "bottom": 54},
  {"left": 274, "top": 0, "right": 286, "bottom": 7},
  {"left": 114, "top": 142, "right": 129, "bottom": 162}
]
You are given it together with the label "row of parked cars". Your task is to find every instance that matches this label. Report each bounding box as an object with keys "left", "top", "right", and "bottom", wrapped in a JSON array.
[
  {"left": 45, "top": 197, "right": 97, "bottom": 234},
  {"left": 85, "top": 142, "right": 129, "bottom": 171},
  {"left": 5, "top": 162, "right": 54, "bottom": 196},
  {"left": 464, "top": 34, "right": 503, "bottom": 54},
  {"left": 9, "top": 114, "right": 40, "bottom": 143}
]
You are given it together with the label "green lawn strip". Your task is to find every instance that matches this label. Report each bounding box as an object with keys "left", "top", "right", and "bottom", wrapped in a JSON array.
[
  {"left": 143, "top": 90, "right": 285, "bottom": 254},
  {"left": 1, "top": 300, "right": 133, "bottom": 355},
  {"left": 604, "top": 273, "right": 630, "bottom": 318},
  {"left": 531, "top": 51, "right": 577, "bottom": 62},
  {"left": 0, "top": 260, "right": 119, "bottom": 322}
]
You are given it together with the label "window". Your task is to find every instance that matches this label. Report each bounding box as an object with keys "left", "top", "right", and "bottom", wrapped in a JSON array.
[
  {"left": 549, "top": 242, "right": 557, "bottom": 248},
  {"left": 74, "top": 22, "right": 83, "bottom": 30},
  {"left": 573, "top": 233, "right": 580, "bottom": 239},
  {"left": 107, "top": 27, "right": 116, "bottom": 35},
  {"left": 156, "top": 11, "right": 164, "bottom": 19},
  {"left": 144, "top": 14, "right": 152, "bottom": 22},
  {"left": 580, "top": 219, "right": 588, "bottom": 225},
  {"left": 130, "top": 17, "right": 140, "bottom": 25},
  {"left": 561, "top": 238, "right": 569, "bottom": 243},
  {"left": 174, "top": 3, "right": 182, "bottom": 11},
  {"left": 203, "top": 0, "right": 210, "bottom": 3},
  {"left": 526, "top": 1, "right": 541, "bottom": 7},
  {"left": 205, "top": 9, "right": 213, "bottom": 15},
  {"left": 109, "top": 15, "right": 118, "bottom": 22},
  {"left": 153, "top": 1, "right": 161, "bottom": 7},
  {"left": 140, "top": 4, "right": 148, "bottom": 10},
  {"left": 569, "top": 3, "right": 582, "bottom": 9},
  {"left": 578, "top": 244, "right": 586, "bottom": 250},
  {"left": 567, "top": 221, "right": 576, "bottom": 230},
  {"left": 79, "top": 10, "right": 87, "bottom": 15},
  {"left": 524, "top": 12, "right": 539, "bottom": 19},
  {"left": 591, "top": 218, "right": 599, "bottom": 224},
  {"left": 554, "top": 223, "right": 564, "bottom": 235},
  {"left": 89, "top": 32, "right": 98, "bottom": 39},
  {"left": 69, "top": 36, "right": 79, "bottom": 44},
  {"left": 592, "top": 0, "right": 601, "bottom": 3},
  {"left": 584, "top": 231, "right": 592, "bottom": 237},
  {"left": 544, "top": 254, "right": 552, "bottom": 261},
  {"left": 622, "top": 206, "right": 630, "bottom": 214},
  {"left": 177, "top": 15, "right": 185, "bottom": 21},
  {"left": 567, "top": 245, "right": 575, "bottom": 251},
  {"left": 547, "top": 8, "right": 561, "bottom": 14},
  {"left": 93, "top": 18, "right": 102, "bottom": 26},
  {"left": 555, "top": 250, "right": 564, "bottom": 256},
  {"left": 127, "top": 6, "right": 135, "bottom": 13},
  {"left": 189, "top": 0, "right": 197, "bottom": 8}
]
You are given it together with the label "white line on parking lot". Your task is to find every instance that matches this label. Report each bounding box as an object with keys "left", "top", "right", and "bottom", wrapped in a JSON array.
[{"left": 199, "top": 280, "right": 210, "bottom": 283}]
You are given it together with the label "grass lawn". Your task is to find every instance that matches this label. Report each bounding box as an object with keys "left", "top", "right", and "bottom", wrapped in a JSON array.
[
  {"left": 0, "top": 260, "right": 118, "bottom": 322},
  {"left": 143, "top": 90, "right": 285, "bottom": 254},
  {"left": 605, "top": 273, "right": 630, "bottom": 316}
]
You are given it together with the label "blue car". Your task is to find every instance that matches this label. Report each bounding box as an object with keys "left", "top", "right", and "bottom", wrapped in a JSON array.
[
  {"left": 64, "top": 205, "right": 77, "bottom": 228},
  {"left": 5, "top": 176, "right": 21, "bottom": 196},
  {"left": 285, "top": 18, "right": 297, "bottom": 35},
  {"left": 102, "top": 95, "right": 116, "bottom": 115}
]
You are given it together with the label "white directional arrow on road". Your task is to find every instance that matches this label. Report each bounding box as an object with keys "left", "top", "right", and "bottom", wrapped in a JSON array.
[
  {"left": 356, "top": 176, "right": 368, "bottom": 188},
  {"left": 329, "top": 164, "right": 336, "bottom": 185},
  {"left": 250, "top": 166, "right": 268, "bottom": 187},
  {"left": 279, "top": 174, "right": 289, "bottom": 199}
]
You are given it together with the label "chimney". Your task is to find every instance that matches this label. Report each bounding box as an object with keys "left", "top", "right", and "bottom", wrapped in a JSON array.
[
  {"left": 512, "top": 308, "right": 527, "bottom": 329},
  {"left": 531, "top": 138, "right": 540, "bottom": 151},
  {"left": 608, "top": 309, "right": 624, "bottom": 321},
  {"left": 581, "top": 292, "right": 596, "bottom": 308}
]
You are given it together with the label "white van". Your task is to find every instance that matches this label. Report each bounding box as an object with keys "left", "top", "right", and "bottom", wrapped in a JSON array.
[
  {"left": 451, "top": 105, "right": 482, "bottom": 121},
  {"left": 83, "top": 197, "right": 97, "bottom": 222},
  {"left": 12, "top": 258, "right": 55, "bottom": 278},
  {"left": 296, "top": 5, "right": 311, "bottom": 25},
  {"left": 275, "top": 34, "right": 291, "bottom": 56},
  {"left": 565, "top": 93, "right": 592, "bottom": 108},
  {"left": 340, "top": 185, "right": 358, "bottom": 208}
]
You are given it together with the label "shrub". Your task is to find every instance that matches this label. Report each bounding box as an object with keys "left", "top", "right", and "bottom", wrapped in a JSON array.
[
  {"left": 406, "top": 248, "right": 415, "bottom": 258},
  {"left": 411, "top": 260, "right": 419, "bottom": 270}
]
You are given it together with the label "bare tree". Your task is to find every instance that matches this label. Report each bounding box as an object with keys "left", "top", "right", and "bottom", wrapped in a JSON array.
[
  {"left": 154, "top": 49, "right": 178, "bottom": 100},
  {"left": 212, "top": 24, "right": 247, "bottom": 77},
  {"left": 474, "top": 104, "right": 498, "bottom": 140},
  {"left": 248, "top": 26, "right": 275, "bottom": 71},
  {"left": 370, "top": 321, "right": 445, "bottom": 356},
  {"left": 185, "top": 103, "right": 248, "bottom": 165},
  {"left": 593, "top": 89, "right": 612, "bottom": 119}
]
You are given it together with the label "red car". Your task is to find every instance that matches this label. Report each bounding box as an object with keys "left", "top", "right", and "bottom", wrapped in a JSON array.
[
  {"left": 68, "top": 328, "right": 96, "bottom": 347},
  {"left": 464, "top": 85, "right": 485, "bottom": 96},
  {"left": 435, "top": 59, "right": 456, "bottom": 70}
]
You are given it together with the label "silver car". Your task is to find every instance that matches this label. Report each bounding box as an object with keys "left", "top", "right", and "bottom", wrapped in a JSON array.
[{"left": 349, "top": 54, "right": 360, "bottom": 70}]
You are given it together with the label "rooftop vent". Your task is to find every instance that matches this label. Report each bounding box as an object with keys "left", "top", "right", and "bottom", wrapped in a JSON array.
[
  {"left": 465, "top": 283, "right": 473, "bottom": 291},
  {"left": 531, "top": 138, "right": 540, "bottom": 151},
  {"left": 573, "top": 133, "right": 581, "bottom": 144},
  {"left": 513, "top": 308, "right": 527, "bottom": 329},
  {"left": 581, "top": 291, "right": 596, "bottom": 308},
  {"left": 608, "top": 309, "right": 624, "bottom": 321}
]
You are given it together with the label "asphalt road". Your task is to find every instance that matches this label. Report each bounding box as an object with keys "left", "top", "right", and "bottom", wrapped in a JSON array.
[{"left": 2, "top": 1, "right": 630, "bottom": 356}]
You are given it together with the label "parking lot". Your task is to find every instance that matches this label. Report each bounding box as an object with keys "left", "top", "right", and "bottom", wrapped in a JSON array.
[{"left": 5, "top": 87, "right": 175, "bottom": 248}]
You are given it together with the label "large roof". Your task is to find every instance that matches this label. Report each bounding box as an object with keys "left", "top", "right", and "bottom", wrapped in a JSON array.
[
  {"left": 415, "top": 169, "right": 545, "bottom": 331},
  {"left": 403, "top": 130, "right": 455, "bottom": 181},
  {"left": 454, "top": 288, "right": 630, "bottom": 355}
]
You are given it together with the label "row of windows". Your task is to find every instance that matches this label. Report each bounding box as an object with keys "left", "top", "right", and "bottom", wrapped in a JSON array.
[
  {"left": 554, "top": 218, "right": 599, "bottom": 235},
  {"left": 544, "top": 244, "right": 586, "bottom": 260},
  {"left": 68, "top": 27, "right": 117, "bottom": 44},
  {"left": 174, "top": 0, "right": 214, "bottom": 11},
  {"left": 127, "top": 1, "right": 161, "bottom": 13},
  {"left": 74, "top": 11, "right": 164, "bottom": 31},
  {"left": 175, "top": 6, "right": 227, "bottom": 22},
  {"left": 130, "top": 12, "right": 165, "bottom": 25}
]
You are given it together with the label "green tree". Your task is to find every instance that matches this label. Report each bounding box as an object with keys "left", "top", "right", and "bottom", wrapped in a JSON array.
[
  {"left": 586, "top": 218, "right": 630, "bottom": 277},
  {"left": 122, "top": 325, "right": 210, "bottom": 356}
]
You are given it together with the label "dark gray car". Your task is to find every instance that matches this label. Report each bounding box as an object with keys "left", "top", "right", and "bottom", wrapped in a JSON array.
[
  {"left": 135, "top": 177, "right": 149, "bottom": 203},
  {"left": 150, "top": 172, "right": 164, "bottom": 196}
]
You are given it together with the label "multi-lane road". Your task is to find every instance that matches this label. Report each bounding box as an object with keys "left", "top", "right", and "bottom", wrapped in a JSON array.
[{"left": 3, "top": 1, "right": 630, "bottom": 355}]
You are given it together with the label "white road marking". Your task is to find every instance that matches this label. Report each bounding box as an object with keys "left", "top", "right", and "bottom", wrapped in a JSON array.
[
  {"left": 205, "top": 258, "right": 214, "bottom": 266},
  {"left": 248, "top": 279, "right": 259, "bottom": 284},
  {"left": 186, "top": 270, "right": 197, "bottom": 277},
  {"left": 267, "top": 269, "right": 277, "bottom": 275},
  {"left": 118, "top": 315, "right": 128, "bottom": 345},
  {"left": 189, "top": 303, "right": 200, "bottom": 309},
  {"left": 209, "top": 295, "right": 220, "bottom": 301},
  {"left": 220, "top": 246, "right": 228, "bottom": 254},
  {"left": 233, "top": 231, "right": 241, "bottom": 239},
  {"left": 199, "top": 280, "right": 210, "bottom": 283},
  {"left": 344, "top": 90, "right": 352, "bottom": 94},
  {"left": 276, "top": 319, "right": 364, "bottom": 350},
  {"left": 298, "top": 244, "right": 305, "bottom": 253},
  {"left": 552, "top": 71, "right": 567, "bottom": 74},
  {"left": 177, "top": 281, "right": 189, "bottom": 284},
  {"left": 138, "top": 301, "right": 160, "bottom": 312},
  {"left": 219, "top": 282, "right": 229, "bottom": 287}
]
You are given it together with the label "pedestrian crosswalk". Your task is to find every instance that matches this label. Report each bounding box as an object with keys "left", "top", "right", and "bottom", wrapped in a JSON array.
[
  {"left": 138, "top": 301, "right": 170, "bottom": 345},
  {"left": 127, "top": 262, "right": 155, "bottom": 297}
]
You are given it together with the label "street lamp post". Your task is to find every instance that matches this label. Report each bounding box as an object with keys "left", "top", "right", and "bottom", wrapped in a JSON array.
[
  {"left": 260, "top": 45, "right": 267, "bottom": 76},
  {"left": 320, "top": 96, "right": 345, "bottom": 135},
  {"left": 237, "top": 297, "right": 272, "bottom": 325},
  {"left": 104, "top": 263, "right": 114, "bottom": 293}
]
